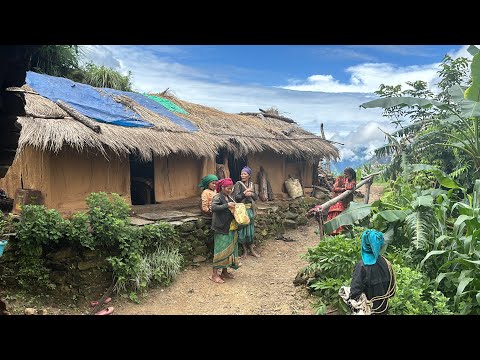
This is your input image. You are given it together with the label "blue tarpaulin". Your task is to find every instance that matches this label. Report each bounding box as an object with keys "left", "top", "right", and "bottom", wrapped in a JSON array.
[
  {"left": 26, "top": 71, "right": 154, "bottom": 128},
  {"left": 101, "top": 88, "right": 198, "bottom": 132}
]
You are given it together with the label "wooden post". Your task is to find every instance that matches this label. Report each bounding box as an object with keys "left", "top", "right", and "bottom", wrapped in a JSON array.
[
  {"left": 317, "top": 213, "right": 324, "bottom": 240},
  {"left": 320, "top": 123, "right": 330, "bottom": 172},
  {"left": 364, "top": 176, "right": 374, "bottom": 204},
  {"left": 56, "top": 100, "right": 101, "bottom": 133}
]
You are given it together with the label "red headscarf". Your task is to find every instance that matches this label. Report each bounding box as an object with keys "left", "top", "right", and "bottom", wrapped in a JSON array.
[{"left": 216, "top": 177, "right": 233, "bottom": 193}]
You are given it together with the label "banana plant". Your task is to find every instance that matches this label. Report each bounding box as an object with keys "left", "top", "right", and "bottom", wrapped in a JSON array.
[
  {"left": 362, "top": 51, "right": 480, "bottom": 181},
  {"left": 420, "top": 179, "right": 480, "bottom": 314}
]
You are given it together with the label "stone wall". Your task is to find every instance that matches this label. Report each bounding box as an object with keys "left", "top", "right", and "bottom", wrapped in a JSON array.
[{"left": 0, "top": 197, "right": 318, "bottom": 301}]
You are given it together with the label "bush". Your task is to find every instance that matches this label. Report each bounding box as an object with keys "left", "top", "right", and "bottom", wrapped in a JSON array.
[{"left": 388, "top": 263, "right": 453, "bottom": 315}]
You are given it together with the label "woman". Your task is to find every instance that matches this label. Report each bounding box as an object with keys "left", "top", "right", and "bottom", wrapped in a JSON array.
[
  {"left": 347, "top": 229, "right": 396, "bottom": 315},
  {"left": 210, "top": 178, "right": 240, "bottom": 284},
  {"left": 233, "top": 166, "right": 259, "bottom": 259},
  {"left": 327, "top": 167, "right": 356, "bottom": 235},
  {"left": 198, "top": 174, "right": 218, "bottom": 217}
]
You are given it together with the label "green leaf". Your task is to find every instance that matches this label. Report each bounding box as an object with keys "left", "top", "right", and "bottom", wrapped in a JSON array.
[
  {"left": 447, "top": 84, "right": 480, "bottom": 117},
  {"left": 467, "top": 45, "right": 480, "bottom": 56},
  {"left": 420, "top": 250, "right": 446, "bottom": 268},
  {"left": 448, "top": 84, "right": 467, "bottom": 103},
  {"left": 434, "top": 272, "right": 455, "bottom": 288},
  {"left": 360, "top": 97, "right": 448, "bottom": 110},
  {"left": 376, "top": 210, "right": 407, "bottom": 222},
  {"left": 465, "top": 83, "right": 480, "bottom": 102},
  {"left": 472, "top": 54, "right": 480, "bottom": 80},
  {"left": 434, "top": 235, "right": 451, "bottom": 250},
  {"left": 464, "top": 235, "right": 472, "bottom": 254},
  {"left": 456, "top": 277, "right": 473, "bottom": 296},
  {"left": 323, "top": 202, "right": 372, "bottom": 235},
  {"left": 411, "top": 195, "right": 434, "bottom": 208},
  {"left": 409, "top": 164, "right": 462, "bottom": 189},
  {"left": 454, "top": 215, "right": 474, "bottom": 237}
]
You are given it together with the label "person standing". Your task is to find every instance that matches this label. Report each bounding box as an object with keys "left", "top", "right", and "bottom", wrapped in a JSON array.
[
  {"left": 198, "top": 174, "right": 218, "bottom": 217},
  {"left": 347, "top": 229, "right": 396, "bottom": 315},
  {"left": 326, "top": 167, "right": 357, "bottom": 235},
  {"left": 210, "top": 178, "right": 240, "bottom": 284},
  {"left": 233, "top": 166, "right": 259, "bottom": 259}
]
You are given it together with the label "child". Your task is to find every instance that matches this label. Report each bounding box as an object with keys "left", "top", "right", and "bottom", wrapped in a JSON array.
[
  {"left": 198, "top": 174, "right": 218, "bottom": 216},
  {"left": 210, "top": 177, "right": 240, "bottom": 284}
]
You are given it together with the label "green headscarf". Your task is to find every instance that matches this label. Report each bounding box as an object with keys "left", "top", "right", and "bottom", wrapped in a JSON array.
[{"left": 198, "top": 174, "right": 218, "bottom": 190}]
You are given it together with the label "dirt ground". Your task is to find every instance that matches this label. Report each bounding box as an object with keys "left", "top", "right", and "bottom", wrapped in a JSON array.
[
  {"left": 3, "top": 184, "right": 384, "bottom": 315},
  {"left": 111, "top": 184, "right": 385, "bottom": 316}
]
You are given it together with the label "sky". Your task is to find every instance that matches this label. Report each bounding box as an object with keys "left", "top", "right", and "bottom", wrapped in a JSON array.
[{"left": 80, "top": 45, "right": 472, "bottom": 168}]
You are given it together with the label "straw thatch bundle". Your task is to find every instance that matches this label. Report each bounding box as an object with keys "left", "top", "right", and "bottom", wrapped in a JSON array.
[
  {"left": 15, "top": 83, "right": 339, "bottom": 162},
  {"left": 157, "top": 93, "right": 340, "bottom": 161}
]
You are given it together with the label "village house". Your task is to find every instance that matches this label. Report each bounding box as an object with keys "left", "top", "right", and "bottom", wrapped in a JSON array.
[{"left": 0, "top": 71, "right": 339, "bottom": 214}]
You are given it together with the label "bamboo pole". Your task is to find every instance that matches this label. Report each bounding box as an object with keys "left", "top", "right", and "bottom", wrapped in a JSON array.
[
  {"left": 56, "top": 100, "right": 101, "bottom": 133},
  {"left": 364, "top": 176, "right": 374, "bottom": 204},
  {"left": 314, "top": 171, "right": 381, "bottom": 212}
]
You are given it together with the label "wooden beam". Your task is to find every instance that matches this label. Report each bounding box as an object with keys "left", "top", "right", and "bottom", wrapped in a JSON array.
[
  {"left": 56, "top": 100, "right": 101, "bottom": 133},
  {"left": 314, "top": 171, "right": 381, "bottom": 212}
]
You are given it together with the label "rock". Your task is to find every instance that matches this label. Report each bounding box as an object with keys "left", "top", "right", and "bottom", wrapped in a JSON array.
[
  {"left": 267, "top": 206, "right": 279, "bottom": 214},
  {"left": 194, "top": 245, "right": 208, "bottom": 256},
  {"left": 296, "top": 216, "right": 308, "bottom": 225},
  {"left": 192, "top": 255, "right": 207, "bottom": 263},
  {"left": 78, "top": 259, "right": 105, "bottom": 271},
  {"left": 284, "top": 211, "right": 299, "bottom": 220},
  {"left": 47, "top": 247, "right": 75, "bottom": 261},
  {"left": 196, "top": 218, "right": 206, "bottom": 229},
  {"left": 24, "top": 308, "right": 36, "bottom": 315},
  {"left": 137, "top": 211, "right": 199, "bottom": 221},
  {"left": 129, "top": 217, "right": 155, "bottom": 226},
  {"left": 283, "top": 219, "right": 297, "bottom": 229},
  {"left": 180, "top": 222, "right": 196, "bottom": 232},
  {"left": 37, "top": 308, "right": 48, "bottom": 315}
]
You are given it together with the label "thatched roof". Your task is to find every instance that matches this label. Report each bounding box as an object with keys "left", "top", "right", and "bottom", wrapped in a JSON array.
[{"left": 12, "top": 82, "right": 340, "bottom": 162}]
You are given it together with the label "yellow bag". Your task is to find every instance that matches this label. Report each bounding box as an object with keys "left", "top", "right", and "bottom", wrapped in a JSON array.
[{"left": 233, "top": 203, "right": 250, "bottom": 225}]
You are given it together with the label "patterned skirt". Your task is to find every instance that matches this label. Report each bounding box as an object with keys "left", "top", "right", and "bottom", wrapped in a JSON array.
[
  {"left": 237, "top": 207, "right": 255, "bottom": 245},
  {"left": 213, "top": 222, "right": 240, "bottom": 269}
]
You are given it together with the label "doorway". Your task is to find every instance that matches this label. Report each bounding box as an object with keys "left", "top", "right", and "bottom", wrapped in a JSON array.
[
  {"left": 129, "top": 154, "right": 155, "bottom": 205},
  {"left": 227, "top": 153, "right": 247, "bottom": 183}
]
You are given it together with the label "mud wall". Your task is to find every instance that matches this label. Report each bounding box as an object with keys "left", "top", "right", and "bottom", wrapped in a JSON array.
[
  {"left": 247, "top": 152, "right": 285, "bottom": 195},
  {"left": 0, "top": 145, "right": 130, "bottom": 214},
  {"left": 154, "top": 154, "right": 205, "bottom": 201},
  {"left": 48, "top": 147, "right": 130, "bottom": 214},
  {"left": 0, "top": 145, "right": 51, "bottom": 205}
]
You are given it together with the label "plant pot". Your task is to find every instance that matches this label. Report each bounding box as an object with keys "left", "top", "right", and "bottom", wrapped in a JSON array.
[{"left": 0, "top": 240, "right": 7, "bottom": 257}]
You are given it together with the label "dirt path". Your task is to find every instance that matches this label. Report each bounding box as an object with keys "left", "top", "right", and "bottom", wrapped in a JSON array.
[
  {"left": 114, "top": 223, "right": 319, "bottom": 315},
  {"left": 112, "top": 184, "right": 385, "bottom": 315}
]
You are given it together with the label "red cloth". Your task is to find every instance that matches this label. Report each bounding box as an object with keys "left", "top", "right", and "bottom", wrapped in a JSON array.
[
  {"left": 327, "top": 175, "right": 356, "bottom": 235},
  {"left": 216, "top": 177, "right": 233, "bottom": 193}
]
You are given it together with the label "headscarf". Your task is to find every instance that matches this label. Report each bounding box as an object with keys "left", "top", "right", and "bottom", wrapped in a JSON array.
[
  {"left": 361, "top": 229, "right": 384, "bottom": 265},
  {"left": 241, "top": 166, "right": 252, "bottom": 176},
  {"left": 216, "top": 177, "right": 234, "bottom": 193},
  {"left": 198, "top": 174, "right": 218, "bottom": 190}
]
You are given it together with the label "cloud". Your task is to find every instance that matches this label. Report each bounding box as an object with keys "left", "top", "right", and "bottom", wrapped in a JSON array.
[
  {"left": 311, "top": 47, "right": 377, "bottom": 61},
  {"left": 448, "top": 44, "right": 479, "bottom": 59},
  {"left": 281, "top": 62, "right": 441, "bottom": 93},
  {"left": 80, "top": 45, "right": 428, "bottom": 164}
]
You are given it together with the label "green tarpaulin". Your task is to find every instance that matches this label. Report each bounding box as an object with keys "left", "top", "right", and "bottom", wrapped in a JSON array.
[{"left": 145, "top": 94, "right": 188, "bottom": 114}]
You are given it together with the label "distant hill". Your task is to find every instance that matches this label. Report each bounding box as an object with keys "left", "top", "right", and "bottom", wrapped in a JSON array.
[{"left": 329, "top": 147, "right": 390, "bottom": 175}]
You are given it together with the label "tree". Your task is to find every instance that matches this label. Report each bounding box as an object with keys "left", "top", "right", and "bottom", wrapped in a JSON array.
[
  {"left": 30, "top": 45, "right": 81, "bottom": 78},
  {"left": 29, "top": 46, "right": 133, "bottom": 92},
  {"left": 82, "top": 63, "right": 132, "bottom": 91}
]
